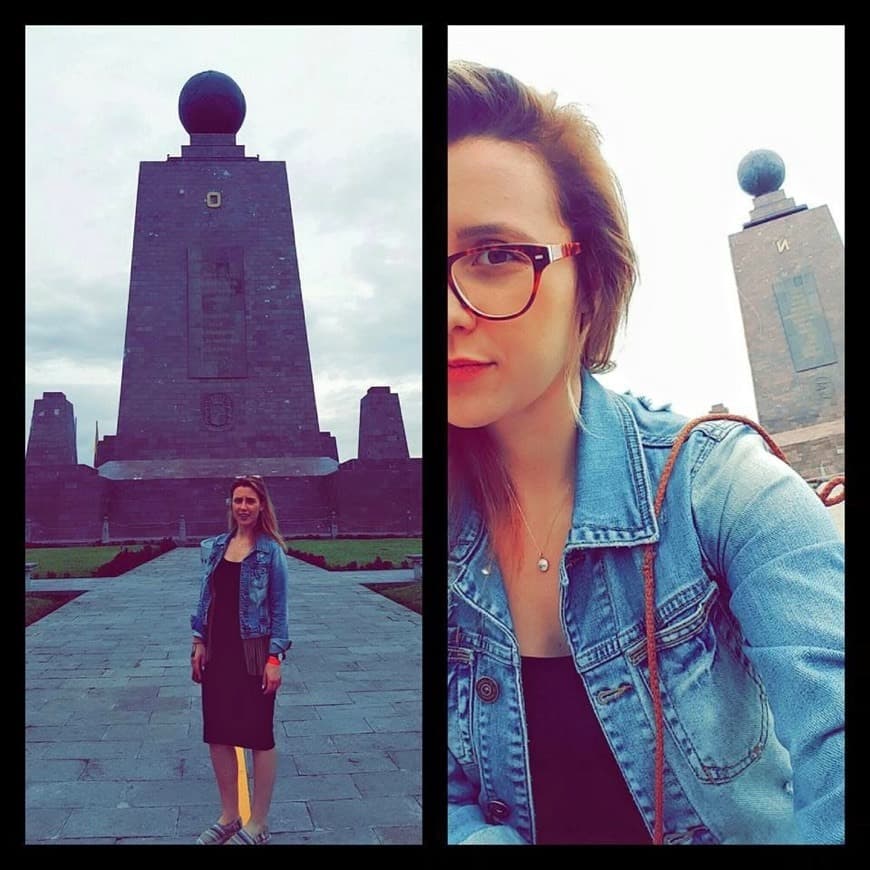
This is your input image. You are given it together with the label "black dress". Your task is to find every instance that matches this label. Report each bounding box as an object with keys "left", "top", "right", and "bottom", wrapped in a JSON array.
[
  {"left": 521, "top": 655, "right": 651, "bottom": 844},
  {"left": 202, "top": 556, "right": 276, "bottom": 751}
]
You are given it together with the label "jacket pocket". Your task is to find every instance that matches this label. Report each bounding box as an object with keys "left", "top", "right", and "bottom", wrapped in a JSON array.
[
  {"left": 448, "top": 647, "right": 475, "bottom": 766},
  {"left": 248, "top": 561, "right": 269, "bottom": 606},
  {"left": 627, "top": 582, "right": 769, "bottom": 783}
]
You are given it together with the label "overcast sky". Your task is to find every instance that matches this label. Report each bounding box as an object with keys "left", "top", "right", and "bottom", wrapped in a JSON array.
[
  {"left": 25, "top": 24, "right": 421, "bottom": 466},
  {"left": 448, "top": 25, "right": 845, "bottom": 422}
]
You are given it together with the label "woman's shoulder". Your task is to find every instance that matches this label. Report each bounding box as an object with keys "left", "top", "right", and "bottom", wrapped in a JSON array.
[
  {"left": 613, "top": 388, "right": 794, "bottom": 498},
  {"left": 201, "top": 531, "right": 231, "bottom": 550},
  {"left": 610, "top": 388, "right": 692, "bottom": 446},
  {"left": 612, "top": 387, "right": 751, "bottom": 451},
  {"left": 256, "top": 533, "right": 287, "bottom": 554},
  {"left": 203, "top": 531, "right": 231, "bottom": 550},
  {"left": 199, "top": 532, "right": 230, "bottom": 568}
]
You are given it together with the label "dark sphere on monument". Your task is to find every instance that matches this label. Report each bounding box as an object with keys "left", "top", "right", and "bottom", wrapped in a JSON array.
[
  {"left": 737, "top": 149, "right": 786, "bottom": 197},
  {"left": 179, "top": 70, "right": 246, "bottom": 135}
]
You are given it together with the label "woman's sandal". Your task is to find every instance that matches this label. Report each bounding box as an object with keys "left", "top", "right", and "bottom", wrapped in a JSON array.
[
  {"left": 196, "top": 817, "right": 242, "bottom": 845},
  {"left": 227, "top": 826, "right": 272, "bottom": 845}
]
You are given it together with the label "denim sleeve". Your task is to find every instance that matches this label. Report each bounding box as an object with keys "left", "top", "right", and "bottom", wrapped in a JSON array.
[
  {"left": 691, "top": 426, "right": 844, "bottom": 844},
  {"left": 191, "top": 573, "right": 207, "bottom": 636},
  {"left": 448, "top": 749, "right": 528, "bottom": 845},
  {"left": 268, "top": 544, "right": 291, "bottom": 656},
  {"left": 190, "top": 568, "right": 209, "bottom": 638}
]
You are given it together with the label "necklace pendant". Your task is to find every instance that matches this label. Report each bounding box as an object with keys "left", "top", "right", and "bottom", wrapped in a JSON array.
[{"left": 536, "top": 556, "right": 550, "bottom": 573}]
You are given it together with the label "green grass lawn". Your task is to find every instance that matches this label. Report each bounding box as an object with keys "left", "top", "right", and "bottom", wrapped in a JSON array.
[
  {"left": 25, "top": 591, "right": 85, "bottom": 627},
  {"left": 287, "top": 538, "right": 421, "bottom": 568},
  {"left": 25, "top": 546, "right": 146, "bottom": 579},
  {"left": 362, "top": 581, "right": 422, "bottom": 614}
]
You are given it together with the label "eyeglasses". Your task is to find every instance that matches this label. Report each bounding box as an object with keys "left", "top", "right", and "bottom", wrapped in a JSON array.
[{"left": 448, "top": 242, "right": 583, "bottom": 320}]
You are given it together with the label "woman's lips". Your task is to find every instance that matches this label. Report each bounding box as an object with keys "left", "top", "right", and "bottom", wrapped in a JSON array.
[{"left": 448, "top": 360, "right": 494, "bottom": 383}]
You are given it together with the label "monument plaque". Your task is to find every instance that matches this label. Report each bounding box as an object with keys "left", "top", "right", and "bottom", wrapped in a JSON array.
[
  {"left": 772, "top": 271, "right": 837, "bottom": 372},
  {"left": 188, "top": 246, "right": 247, "bottom": 378}
]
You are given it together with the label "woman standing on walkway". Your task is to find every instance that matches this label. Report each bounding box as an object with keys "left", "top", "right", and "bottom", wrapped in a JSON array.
[
  {"left": 447, "top": 61, "right": 844, "bottom": 845},
  {"left": 191, "top": 475, "right": 291, "bottom": 846}
]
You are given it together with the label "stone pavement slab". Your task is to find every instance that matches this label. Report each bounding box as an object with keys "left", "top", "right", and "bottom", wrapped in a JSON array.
[{"left": 25, "top": 548, "right": 421, "bottom": 845}]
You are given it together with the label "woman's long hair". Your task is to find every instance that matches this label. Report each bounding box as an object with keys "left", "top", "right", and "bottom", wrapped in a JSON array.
[
  {"left": 227, "top": 476, "right": 286, "bottom": 551},
  {"left": 448, "top": 61, "right": 639, "bottom": 552}
]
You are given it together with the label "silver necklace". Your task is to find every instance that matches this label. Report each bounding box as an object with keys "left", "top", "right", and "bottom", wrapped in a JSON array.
[{"left": 512, "top": 489, "right": 572, "bottom": 573}]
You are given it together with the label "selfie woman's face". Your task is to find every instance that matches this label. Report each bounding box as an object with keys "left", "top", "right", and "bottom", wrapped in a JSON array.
[
  {"left": 448, "top": 137, "right": 579, "bottom": 431},
  {"left": 232, "top": 485, "right": 262, "bottom": 531}
]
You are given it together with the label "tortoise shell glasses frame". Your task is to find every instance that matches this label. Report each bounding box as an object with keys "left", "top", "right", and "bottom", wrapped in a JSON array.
[{"left": 447, "top": 241, "right": 583, "bottom": 321}]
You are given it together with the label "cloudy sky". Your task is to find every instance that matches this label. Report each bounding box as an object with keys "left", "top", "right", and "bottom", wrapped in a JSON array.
[
  {"left": 448, "top": 25, "right": 845, "bottom": 421},
  {"left": 25, "top": 25, "right": 421, "bottom": 466}
]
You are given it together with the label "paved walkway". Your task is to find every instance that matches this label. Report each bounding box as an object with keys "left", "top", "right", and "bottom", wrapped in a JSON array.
[{"left": 25, "top": 548, "right": 422, "bottom": 845}]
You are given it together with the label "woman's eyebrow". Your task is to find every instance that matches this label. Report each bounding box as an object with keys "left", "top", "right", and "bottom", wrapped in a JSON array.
[{"left": 455, "top": 223, "right": 535, "bottom": 243}]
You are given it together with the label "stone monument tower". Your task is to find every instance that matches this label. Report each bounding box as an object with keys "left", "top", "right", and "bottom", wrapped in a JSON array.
[
  {"left": 26, "top": 392, "right": 77, "bottom": 466},
  {"left": 358, "top": 387, "right": 410, "bottom": 460},
  {"left": 25, "top": 390, "right": 106, "bottom": 543},
  {"left": 338, "top": 386, "right": 419, "bottom": 534},
  {"left": 97, "top": 70, "right": 333, "bottom": 468},
  {"left": 728, "top": 149, "right": 844, "bottom": 481},
  {"left": 89, "top": 70, "right": 338, "bottom": 538}
]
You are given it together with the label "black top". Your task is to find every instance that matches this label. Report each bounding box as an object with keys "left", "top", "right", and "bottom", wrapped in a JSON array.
[
  {"left": 520, "top": 655, "right": 651, "bottom": 845},
  {"left": 209, "top": 555, "right": 243, "bottom": 665}
]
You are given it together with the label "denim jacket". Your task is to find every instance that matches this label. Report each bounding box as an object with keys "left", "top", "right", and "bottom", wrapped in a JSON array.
[
  {"left": 190, "top": 531, "right": 291, "bottom": 657},
  {"left": 448, "top": 370, "right": 844, "bottom": 845}
]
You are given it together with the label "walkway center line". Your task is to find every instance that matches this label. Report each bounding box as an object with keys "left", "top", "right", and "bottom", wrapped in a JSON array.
[{"left": 236, "top": 746, "right": 251, "bottom": 823}]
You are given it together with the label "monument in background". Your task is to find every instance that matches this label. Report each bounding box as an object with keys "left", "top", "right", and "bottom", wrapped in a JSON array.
[
  {"left": 728, "top": 149, "right": 844, "bottom": 482},
  {"left": 25, "top": 392, "right": 77, "bottom": 466},
  {"left": 336, "top": 387, "right": 417, "bottom": 535},
  {"left": 26, "top": 71, "right": 421, "bottom": 544},
  {"left": 358, "top": 387, "right": 409, "bottom": 461}
]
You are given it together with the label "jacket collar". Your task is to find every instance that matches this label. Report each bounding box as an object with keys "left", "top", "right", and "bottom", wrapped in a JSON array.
[
  {"left": 566, "top": 369, "right": 659, "bottom": 549},
  {"left": 449, "top": 369, "right": 659, "bottom": 578}
]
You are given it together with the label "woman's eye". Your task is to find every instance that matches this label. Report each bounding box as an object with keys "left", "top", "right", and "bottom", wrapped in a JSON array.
[{"left": 476, "top": 248, "right": 522, "bottom": 266}]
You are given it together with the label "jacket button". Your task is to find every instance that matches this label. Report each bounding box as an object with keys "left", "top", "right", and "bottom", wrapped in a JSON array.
[
  {"left": 487, "top": 800, "right": 511, "bottom": 821},
  {"left": 475, "top": 676, "right": 500, "bottom": 703}
]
